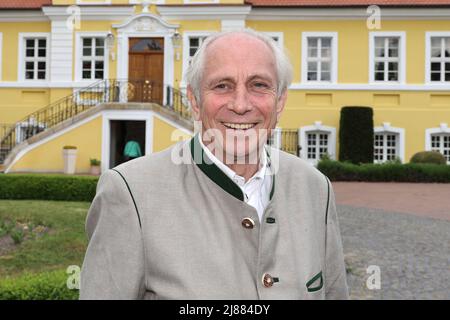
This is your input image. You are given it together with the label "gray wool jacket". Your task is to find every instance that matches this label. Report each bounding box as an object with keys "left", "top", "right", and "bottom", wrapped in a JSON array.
[{"left": 80, "top": 136, "right": 349, "bottom": 300}]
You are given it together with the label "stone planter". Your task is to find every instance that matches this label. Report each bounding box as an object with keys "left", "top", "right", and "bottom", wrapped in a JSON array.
[
  {"left": 90, "top": 165, "right": 101, "bottom": 176},
  {"left": 63, "top": 148, "right": 77, "bottom": 174}
]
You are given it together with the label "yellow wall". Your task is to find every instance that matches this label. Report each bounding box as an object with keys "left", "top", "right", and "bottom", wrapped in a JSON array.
[
  {"left": 9, "top": 115, "right": 102, "bottom": 173},
  {"left": 152, "top": 115, "right": 191, "bottom": 153}
]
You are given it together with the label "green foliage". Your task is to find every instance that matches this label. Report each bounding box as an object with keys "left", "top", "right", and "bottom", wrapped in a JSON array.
[
  {"left": 0, "top": 270, "right": 79, "bottom": 300},
  {"left": 410, "top": 151, "right": 447, "bottom": 165},
  {"left": 339, "top": 106, "right": 374, "bottom": 164},
  {"left": 0, "top": 200, "right": 88, "bottom": 278},
  {"left": 89, "top": 158, "right": 101, "bottom": 166},
  {"left": 10, "top": 228, "right": 25, "bottom": 244},
  {"left": 0, "top": 174, "right": 98, "bottom": 202},
  {"left": 317, "top": 159, "right": 450, "bottom": 182}
]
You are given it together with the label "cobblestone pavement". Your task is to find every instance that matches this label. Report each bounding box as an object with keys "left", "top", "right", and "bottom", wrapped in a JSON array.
[{"left": 338, "top": 205, "right": 450, "bottom": 300}]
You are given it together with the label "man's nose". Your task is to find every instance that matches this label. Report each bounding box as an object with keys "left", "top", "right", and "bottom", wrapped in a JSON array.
[{"left": 228, "top": 85, "right": 252, "bottom": 114}]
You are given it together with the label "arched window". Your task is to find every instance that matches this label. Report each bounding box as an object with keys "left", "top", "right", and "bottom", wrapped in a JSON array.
[
  {"left": 299, "top": 121, "right": 336, "bottom": 165},
  {"left": 426, "top": 123, "right": 450, "bottom": 164},
  {"left": 373, "top": 123, "right": 405, "bottom": 163}
]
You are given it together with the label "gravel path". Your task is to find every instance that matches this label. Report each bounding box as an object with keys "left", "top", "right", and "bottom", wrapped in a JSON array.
[{"left": 338, "top": 205, "right": 450, "bottom": 300}]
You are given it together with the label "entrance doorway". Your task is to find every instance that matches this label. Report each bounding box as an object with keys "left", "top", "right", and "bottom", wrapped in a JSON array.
[
  {"left": 109, "top": 120, "right": 146, "bottom": 168},
  {"left": 128, "top": 37, "right": 164, "bottom": 104}
]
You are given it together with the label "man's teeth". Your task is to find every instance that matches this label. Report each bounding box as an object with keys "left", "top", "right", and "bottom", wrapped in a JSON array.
[{"left": 223, "top": 123, "right": 256, "bottom": 130}]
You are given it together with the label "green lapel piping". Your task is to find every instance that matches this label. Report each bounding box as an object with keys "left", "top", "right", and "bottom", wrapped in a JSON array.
[
  {"left": 190, "top": 134, "right": 275, "bottom": 202},
  {"left": 306, "top": 271, "right": 323, "bottom": 292}
]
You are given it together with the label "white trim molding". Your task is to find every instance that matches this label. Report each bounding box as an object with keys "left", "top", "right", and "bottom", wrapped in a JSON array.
[
  {"left": 75, "top": 32, "right": 110, "bottom": 82},
  {"left": 301, "top": 32, "right": 338, "bottom": 84},
  {"left": 76, "top": 0, "right": 112, "bottom": 4},
  {"left": 299, "top": 121, "right": 336, "bottom": 166},
  {"left": 374, "top": 122, "right": 405, "bottom": 163},
  {"left": 425, "top": 123, "right": 450, "bottom": 164},
  {"left": 42, "top": 5, "right": 134, "bottom": 21},
  {"left": 0, "top": 10, "right": 48, "bottom": 22},
  {"left": 247, "top": 8, "right": 450, "bottom": 21},
  {"left": 288, "top": 82, "right": 450, "bottom": 91},
  {"left": 157, "top": 5, "right": 251, "bottom": 21},
  {"left": 425, "top": 31, "right": 450, "bottom": 84},
  {"left": 369, "top": 31, "right": 406, "bottom": 85},
  {"left": 17, "top": 33, "right": 51, "bottom": 83}
]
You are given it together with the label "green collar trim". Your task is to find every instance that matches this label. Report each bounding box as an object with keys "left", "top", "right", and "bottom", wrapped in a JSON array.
[{"left": 190, "top": 134, "right": 275, "bottom": 202}]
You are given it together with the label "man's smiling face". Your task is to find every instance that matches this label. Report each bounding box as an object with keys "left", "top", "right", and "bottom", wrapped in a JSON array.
[{"left": 188, "top": 33, "right": 287, "bottom": 163}]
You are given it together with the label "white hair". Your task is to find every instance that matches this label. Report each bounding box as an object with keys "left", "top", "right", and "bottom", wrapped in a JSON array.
[{"left": 185, "top": 28, "right": 293, "bottom": 104}]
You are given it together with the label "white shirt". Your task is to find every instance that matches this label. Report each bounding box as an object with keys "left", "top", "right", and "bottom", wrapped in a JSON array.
[{"left": 198, "top": 135, "right": 272, "bottom": 222}]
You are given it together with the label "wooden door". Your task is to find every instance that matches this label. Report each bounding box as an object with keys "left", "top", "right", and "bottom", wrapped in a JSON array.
[{"left": 128, "top": 38, "right": 164, "bottom": 104}]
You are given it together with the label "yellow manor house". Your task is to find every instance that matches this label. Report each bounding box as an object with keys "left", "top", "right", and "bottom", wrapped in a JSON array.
[{"left": 0, "top": 0, "right": 449, "bottom": 174}]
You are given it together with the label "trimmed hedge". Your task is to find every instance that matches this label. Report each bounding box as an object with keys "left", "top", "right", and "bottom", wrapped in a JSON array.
[
  {"left": 318, "top": 159, "right": 450, "bottom": 183},
  {"left": 410, "top": 151, "right": 447, "bottom": 165},
  {"left": 0, "top": 174, "right": 98, "bottom": 201},
  {"left": 339, "top": 106, "right": 374, "bottom": 164},
  {"left": 0, "top": 270, "right": 79, "bottom": 300}
]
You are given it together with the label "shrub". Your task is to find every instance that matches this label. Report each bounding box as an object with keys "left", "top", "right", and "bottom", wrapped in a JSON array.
[
  {"left": 317, "top": 159, "right": 450, "bottom": 183},
  {"left": 339, "top": 106, "right": 374, "bottom": 164},
  {"left": 0, "top": 174, "right": 98, "bottom": 202},
  {"left": 89, "top": 158, "right": 101, "bottom": 166},
  {"left": 0, "top": 270, "right": 79, "bottom": 300},
  {"left": 410, "top": 151, "right": 446, "bottom": 165}
]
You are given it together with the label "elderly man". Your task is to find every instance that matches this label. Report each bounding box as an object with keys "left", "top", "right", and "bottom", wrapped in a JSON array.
[{"left": 80, "top": 29, "right": 348, "bottom": 300}]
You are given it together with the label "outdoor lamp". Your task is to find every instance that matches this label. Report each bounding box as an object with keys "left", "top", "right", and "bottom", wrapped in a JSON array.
[
  {"left": 172, "top": 29, "right": 182, "bottom": 60},
  {"left": 106, "top": 31, "right": 115, "bottom": 61}
]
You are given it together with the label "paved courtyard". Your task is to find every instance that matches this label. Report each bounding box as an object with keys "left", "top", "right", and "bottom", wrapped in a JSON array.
[{"left": 332, "top": 182, "right": 450, "bottom": 300}]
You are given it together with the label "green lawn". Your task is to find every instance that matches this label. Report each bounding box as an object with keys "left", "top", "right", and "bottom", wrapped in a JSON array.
[{"left": 0, "top": 200, "right": 89, "bottom": 277}]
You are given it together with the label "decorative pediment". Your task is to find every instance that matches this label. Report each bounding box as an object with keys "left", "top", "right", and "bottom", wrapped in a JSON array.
[{"left": 112, "top": 13, "right": 179, "bottom": 33}]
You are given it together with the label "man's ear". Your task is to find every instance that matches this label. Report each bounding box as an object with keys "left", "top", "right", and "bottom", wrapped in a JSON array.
[
  {"left": 187, "top": 85, "right": 201, "bottom": 121},
  {"left": 275, "top": 90, "right": 288, "bottom": 123}
]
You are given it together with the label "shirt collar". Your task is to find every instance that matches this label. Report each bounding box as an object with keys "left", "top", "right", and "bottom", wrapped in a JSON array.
[{"left": 197, "top": 133, "right": 268, "bottom": 186}]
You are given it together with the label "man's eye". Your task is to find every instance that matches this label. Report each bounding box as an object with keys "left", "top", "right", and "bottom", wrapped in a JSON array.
[
  {"left": 214, "top": 83, "right": 229, "bottom": 90},
  {"left": 253, "top": 82, "right": 269, "bottom": 88}
]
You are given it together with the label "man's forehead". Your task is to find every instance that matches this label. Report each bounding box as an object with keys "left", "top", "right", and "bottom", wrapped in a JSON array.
[{"left": 206, "top": 33, "right": 272, "bottom": 55}]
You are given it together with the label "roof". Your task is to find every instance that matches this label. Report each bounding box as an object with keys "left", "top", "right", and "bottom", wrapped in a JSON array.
[
  {"left": 245, "top": 0, "right": 450, "bottom": 6},
  {"left": 0, "top": 0, "right": 51, "bottom": 9}
]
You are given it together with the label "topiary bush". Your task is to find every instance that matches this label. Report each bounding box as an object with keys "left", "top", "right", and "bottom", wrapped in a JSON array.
[
  {"left": 339, "top": 106, "right": 374, "bottom": 164},
  {"left": 0, "top": 174, "right": 98, "bottom": 201},
  {"left": 0, "top": 270, "right": 79, "bottom": 300},
  {"left": 410, "top": 151, "right": 447, "bottom": 165}
]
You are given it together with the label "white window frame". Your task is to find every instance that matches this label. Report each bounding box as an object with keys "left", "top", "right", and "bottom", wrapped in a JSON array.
[
  {"left": 18, "top": 33, "right": 50, "bottom": 82},
  {"left": 301, "top": 32, "right": 338, "bottom": 84},
  {"left": 299, "top": 121, "right": 336, "bottom": 165},
  {"left": 425, "top": 32, "right": 450, "bottom": 84},
  {"left": 128, "top": 0, "right": 165, "bottom": 4},
  {"left": 264, "top": 32, "right": 284, "bottom": 49},
  {"left": 373, "top": 122, "right": 405, "bottom": 163},
  {"left": 76, "top": 0, "right": 112, "bottom": 4},
  {"left": 75, "top": 32, "right": 109, "bottom": 83},
  {"left": 425, "top": 123, "right": 450, "bottom": 164},
  {"left": 181, "top": 31, "right": 212, "bottom": 87},
  {"left": 369, "top": 31, "right": 406, "bottom": 84}
]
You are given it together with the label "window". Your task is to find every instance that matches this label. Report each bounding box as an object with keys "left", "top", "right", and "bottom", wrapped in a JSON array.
[
  {"left": 429, "top": 36, "right": 450, "bottom": 82},
  {"left": 374, "top": 123, "right": 405, "bottom": 163},
  {"left": 187, "top": 36, "right": 207, "bottom": 65},
  {"left": 81, "top": 37, "right": 105, "bottom": 80},
  {"left": 302, "top": 33, "right": 337, "bottom": 83},
  {"left": 374, "top": 133, "right": 398, "bottom": 162},
  {"left": 370, "top": 32, "right": 405, "bottom": 83},
  {"left": 307, "top": 132, "right": 330, "bottom": 160},
  {"left": 299, "top": 122, "right": 336, "bottom": 165},
  {"left": 426, "top": 124, "right": 450, "bottom": 164},
  {"left": 430, "top": 134, "right": 450, "bottom": 163},
  {"left": 24, "top": 38, "right": 48, "bottom": 80}
]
